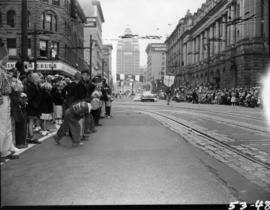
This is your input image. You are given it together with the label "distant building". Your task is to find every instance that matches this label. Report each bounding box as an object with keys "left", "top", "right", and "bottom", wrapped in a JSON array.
[
  {"left": 0, "top": 0, "right": 86, "bottom": 76},
  {"left": 82, "top": 0, "right": 105, "bottom": 77},
  {"left": 145, "top": 43, "right": 166, "bottom": 84},
  {"left": 116, "top": 27, "right": 142, "bottom": 93},
  {"left": 165, "top": 0, "right": 269, "bottom": 89}
]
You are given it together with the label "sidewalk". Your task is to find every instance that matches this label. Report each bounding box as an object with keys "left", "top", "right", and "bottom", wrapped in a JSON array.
[{"left": 1, "top": 121, "right": 59, "bottom": 165}]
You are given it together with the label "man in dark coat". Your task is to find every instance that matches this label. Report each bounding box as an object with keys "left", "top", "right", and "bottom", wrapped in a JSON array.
[
  {"left": 77, "top": 70, "right": 96, "bottom": 138},
  {"left": 54, "top": 101, "right": 92, "bottom": 146},
  {"left": 62, "top": 72, "right": 81, "bottom": 111}
]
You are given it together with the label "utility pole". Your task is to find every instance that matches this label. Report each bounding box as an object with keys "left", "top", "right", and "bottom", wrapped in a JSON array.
[
  {"left": 33, "top": 23, "right": 37, "bottom": 72},
  {"left": 101, "top": 59, "right": 104, "bottom": 78},
  {"left": 21, "top": 0, "right": 28, "bottom": 72},
  {"left": 89, "top": 35, "right": 93, "bottom": 79}
]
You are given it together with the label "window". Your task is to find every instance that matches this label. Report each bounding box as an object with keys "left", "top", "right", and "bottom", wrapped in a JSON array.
[
  {"left": 0, "top": 12, "right": 2, "bottom": 26},
  {"left": 7, "top": 10, "right": 16, "bottom": 27},
  {"left": 7, "top": 38, "right": 17, "bottom": 56},
  {"left": 40, "top": 40, "right": 48, "bottom": 57},
  {"left": 53, "top": 15, "right": 57, "bottom": 31},
  {"left": 45, "top": 13, "right": 52, "bottom": 31},
  {"left": 52, "top": 0, "right": 60, "bottom": 6}
]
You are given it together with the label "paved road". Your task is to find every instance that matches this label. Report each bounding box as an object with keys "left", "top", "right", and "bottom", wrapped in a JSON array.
[{"left": 1, "top": 100, "right": 269, "bottom": 205}]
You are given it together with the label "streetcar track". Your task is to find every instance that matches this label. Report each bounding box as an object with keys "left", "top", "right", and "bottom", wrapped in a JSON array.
[
  {"left": 115, "top": 102, "right": 264, "bottom": 121},
  {"left": 142, "top": 110, "right": 270, "bottom": 170},
  {"left": 115, "top": 103, "right": 268, "bottom": 134},
  {"left": 158, "top": 109, "right": 269, "bottom": 134}
]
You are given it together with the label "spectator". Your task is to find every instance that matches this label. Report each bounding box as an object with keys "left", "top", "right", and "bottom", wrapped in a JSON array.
[
  {"left": 39, "top": 80, "right": 53, "bottom": 136},
  {"left": 62, "top": 72, "right": 81, "bottom": 111},
  {"left": 52, "top": 81, "right": 65, "bottom": 125},
  {"left": 24, "top": 72, "right": 42, "bottom": 144},
  {"left": 54, "top": 101, "right": 92, "bottom": 147},
  {"left": 10, "top": 69, "right": 28, "bottom": 148}
]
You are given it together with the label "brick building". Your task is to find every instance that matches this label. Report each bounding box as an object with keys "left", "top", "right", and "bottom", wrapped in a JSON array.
[
  {"left": 0, "top": 0, "right": 87, "bottom": 76},
  {"left": 165, "top": 0, "right": 269, "bottom": 89}
]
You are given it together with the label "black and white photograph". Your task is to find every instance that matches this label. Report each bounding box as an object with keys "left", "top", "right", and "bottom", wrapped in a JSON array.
[{"left": 0, "top": 0, "right": 270, "bottom": 208}]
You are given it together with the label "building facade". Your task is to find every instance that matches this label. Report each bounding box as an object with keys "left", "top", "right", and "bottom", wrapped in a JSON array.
[
  {"left": 145, "top": 43, "right": 166, "bottom": 83},
  {"left": 165, "top": 0, "right": 269, "bottom": 89},
  {"left": 82, "top": 0, "right": 104, "bottom": 77},
  {"left": 116, "top": 27, "right": 141, "bottom": 94},
  {"left": 101, "top": 44, "right": 113, "bottom": 87},
  {"left": 0, "top": 0, "right": 87, "bottom": 76}
]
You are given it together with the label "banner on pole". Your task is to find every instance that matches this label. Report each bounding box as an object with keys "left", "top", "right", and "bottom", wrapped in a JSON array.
[{"left": 163, "top": 75, "right": 175, "bottom": 87}]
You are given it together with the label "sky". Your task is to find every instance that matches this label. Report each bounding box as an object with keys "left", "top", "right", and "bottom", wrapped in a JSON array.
[{"left": 79, "top": 0, "right": 206, "bottom": 81}]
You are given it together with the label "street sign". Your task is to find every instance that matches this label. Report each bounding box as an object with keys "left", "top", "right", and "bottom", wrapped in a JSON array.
[{"left": 85, "top": 17, "right": 97, "bottom": 28}]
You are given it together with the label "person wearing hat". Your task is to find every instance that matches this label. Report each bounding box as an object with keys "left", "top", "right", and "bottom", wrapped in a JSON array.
[
  {"left": 62, "top": 72, "right": 81, "bottom": 111},
  {"left": 77, "top": 70, "right": 97, "bottom": 138},
  {"left": 54, "top": 101, "right": 93, "bottom": 146}
]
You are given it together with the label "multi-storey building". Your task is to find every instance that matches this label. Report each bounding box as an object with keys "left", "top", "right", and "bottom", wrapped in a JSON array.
[
  {"left": 101, "top": 44, "right": 113, "bottom": 86},
  {"left": 145, "top": 43, "right": 166, "bottom": 84},
  {"left": 116, "top": 27, "right": 140, "bottom": 77},
  {"left": 166, "top": 0, "right": 269, "bottom": 89},
  {"left": 116, "top": 27, "right": 140, "bottom": 94},
  {"left": 0, "top": 0, "right": 87, "bottom": 76},
  {"left": 81, "top": 0, "right": 104, "bottom": 77}
]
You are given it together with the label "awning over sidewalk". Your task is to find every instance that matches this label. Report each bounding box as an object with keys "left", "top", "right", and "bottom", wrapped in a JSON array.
[{"left": 6, "top": 61, "right": 79, "bottom": 76}]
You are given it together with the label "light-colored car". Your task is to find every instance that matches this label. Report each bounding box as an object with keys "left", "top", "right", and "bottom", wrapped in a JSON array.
[
  {"left": 133, "top": 94, "right": 142, "bottom": 102},
  {"left": 141, "top": 91, "right": 157, "bottom": 102}
]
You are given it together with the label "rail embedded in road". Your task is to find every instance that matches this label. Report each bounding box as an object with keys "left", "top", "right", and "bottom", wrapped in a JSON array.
[{"left": 140, "top": 110, "right": 270, "bottom": 193}]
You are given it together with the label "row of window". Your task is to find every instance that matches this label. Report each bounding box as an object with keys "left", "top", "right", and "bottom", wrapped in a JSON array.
[
  {"left": 41, "top": 0, "right": 60, "bottom": 6},
  {"left": 0, "top": 10, "right": 57, "bottom": 33},
  {"left": 40, "top": 0, "right": 71, "bottom": 11},
  {"left": 0, "top": 10, "right": 29, "bottom": 28},
  {"left": 5, "top": 38, "right": 59, "bottom": 59}
]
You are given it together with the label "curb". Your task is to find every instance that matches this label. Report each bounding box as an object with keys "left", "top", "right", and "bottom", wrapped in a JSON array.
[{"left": 1, "top": 131, "right": 57, "bottom": 166}]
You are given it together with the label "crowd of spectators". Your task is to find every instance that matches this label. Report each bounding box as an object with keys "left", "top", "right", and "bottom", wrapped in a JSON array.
[
  {"left": 0, "top": 45, "right": 113, "bottom": 162},
  {"left": 173, "top": 86, "right": 262, "bottom": 108}
]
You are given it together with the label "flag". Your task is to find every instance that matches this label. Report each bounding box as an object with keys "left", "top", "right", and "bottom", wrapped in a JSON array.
[{"left": 0, "top": 43, "right": 9, "bottom": 67}]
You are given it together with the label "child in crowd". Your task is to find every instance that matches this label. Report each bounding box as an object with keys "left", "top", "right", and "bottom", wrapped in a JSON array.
[
  {"left": 105, "top": 94, "right": 114, "bottom": 118},
  {"left": 52, "top": 81, "right": 65, "bottom": 125},
  {"left": 39, "top": 81, "right": 53, "bottom": 136}
]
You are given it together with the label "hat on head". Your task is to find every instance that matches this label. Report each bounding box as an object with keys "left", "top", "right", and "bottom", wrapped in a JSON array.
[
  {"left": 74, "top": 72, "right": 81, "bottom": 80},
  {"left": 81, "top": 70, "right": 90, "bottom": 75}
]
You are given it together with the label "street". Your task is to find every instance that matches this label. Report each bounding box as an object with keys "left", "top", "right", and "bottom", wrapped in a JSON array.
[{"left": 1, "top": 99, "right": 270, "bottom": 205}]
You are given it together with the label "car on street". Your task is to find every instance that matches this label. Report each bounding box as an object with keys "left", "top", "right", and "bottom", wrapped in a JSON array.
[
  {"left": 133, "top": 94, "right": 142, "bottom": 102},
  {"left": 141, "top": 91, "right": 157, "bottom": 102}
]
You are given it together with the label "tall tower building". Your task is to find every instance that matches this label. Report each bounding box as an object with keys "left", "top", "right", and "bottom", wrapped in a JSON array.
[
  {"left": 116, "top": 27, "right": 140, "bottom": 93},
  {"left": 116, "top": 27, "right": 140, "bottom": 79}
]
